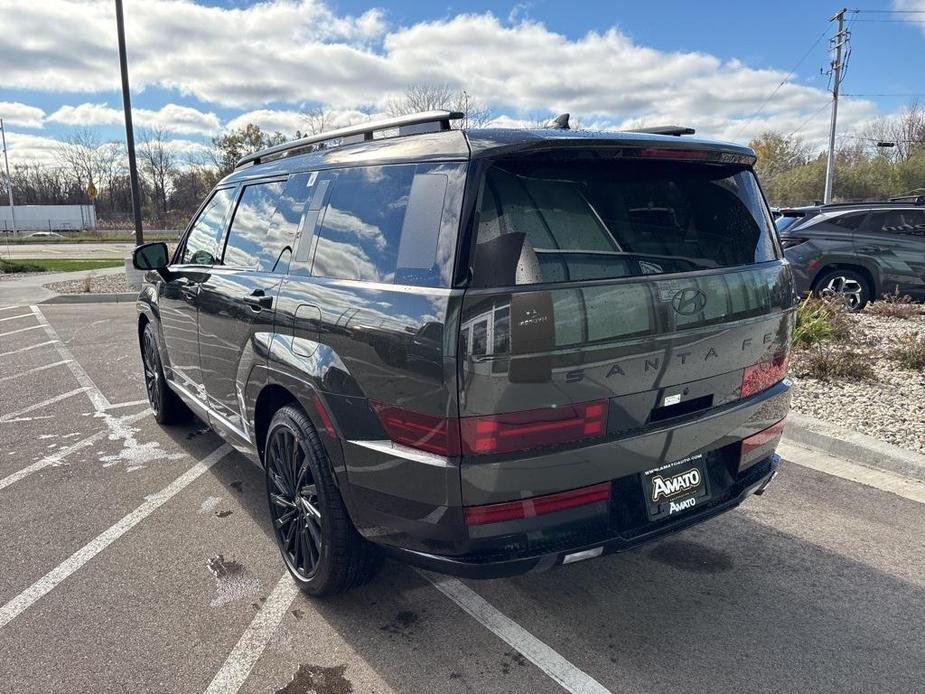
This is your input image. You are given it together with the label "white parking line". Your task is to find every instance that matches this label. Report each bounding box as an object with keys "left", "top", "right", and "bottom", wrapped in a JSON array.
[
  {"left": 0, "top": 340, "right": 57, "bottom": 357},
  {"left": 0, "top": 305, "right": 25, "bottom": 312},
  {"left": 0, "top": 313, "right": 33, "bottom": 323},
  {"left": 103, "top": 399, "right": 150, "bottom": 411},
  {"left": 203, "top": 573, "right": 300, "bottom": 694},
  {"left": 422, "top": 572, "right": 613, "bottom": 694},
  {"left": 0, "top": 324, "right": 43, "bottom": 338},
  {"left": 0, "top": 410, "right": 150, "bottom": 491},
  {"left": 0, "top": 443, "right": 232, "bottom": 630},
  {"left": 0, "top": 359, "right": 73, "bottom": 383},
  {"left": 29, "top": 305, "right": 111, "bottom": 410},
  {"left": 778, "top": 441, "right": 925, "bottom": 504},
  {"left": 0, "top": 387, "right": 90, "bottom": 423}
]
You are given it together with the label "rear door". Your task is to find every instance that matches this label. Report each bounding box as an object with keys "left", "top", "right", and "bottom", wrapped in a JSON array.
[
  {"left": 458, "top": 153, "right": 793, "bottom": 457},
  {"left": 197, "top": 175, "right": 307, "bottom": 440},
  {"left": 160, "top": 187, "right": 236, "bottom": 402},
  {"left": 855, "top": 208, "right": 925, "bottom": 297}
]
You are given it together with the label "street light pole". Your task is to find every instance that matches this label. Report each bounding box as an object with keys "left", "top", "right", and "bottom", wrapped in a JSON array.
[
  {"left": 115, "top": 0, "right": 144, "bottom": 246},
  {"left": 0, "top": 118, "right": 17, "bottom": 235}
]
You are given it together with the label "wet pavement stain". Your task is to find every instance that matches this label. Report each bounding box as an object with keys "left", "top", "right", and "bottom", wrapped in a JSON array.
[
  {"left": 215, "top": 509, "right": 233, "bottom": 518},
  {"left": 380, "top": 609, "right": 418, "bottom": 636},
  {"left": 292, "top": 609, "right": 305, "bottom": 620},
  {"left": 229, "top": 480, "right": 244, "bottom": 494},
  {"left": 648, "top": 539, "right": 734, "bottom": 574},
  {"left": 275, "top": 664, "right": 352, "bottom": 694},
  {"left": 186, "top": 426, "right": 211, "bottom": 441},
  {"left": 500, "top": 649, "right": 528, "bottom": 674},
  {"left": 207, "top": 554, "right": 261, "bottom": 607}
]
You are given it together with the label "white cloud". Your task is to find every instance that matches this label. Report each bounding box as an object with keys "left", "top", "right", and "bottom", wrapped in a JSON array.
[
  {"left": 3, "top": 131, "right": 63, "bottom": 167},
  {"left": 224, "top": 108, "right": 379, "bottom": 135},
  {"left": 48, "top": 102, "right": 219, "bottom": 135},
  {"left": 0, "top": 102, "right": 45, "bottom": 129},
  {"left": 0, "top": 1, "right": 913, "bottom": 149},
  {"left": 895, "top": 0, "right": 925, "bottom": 34}
]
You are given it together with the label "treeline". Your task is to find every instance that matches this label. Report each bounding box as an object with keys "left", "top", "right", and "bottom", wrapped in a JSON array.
[
  {"left": 750, "top": 101, "right": 925, "bottom": 206},
  {"left": 2, "top": 91, "right": 922, "bottom": 227}
]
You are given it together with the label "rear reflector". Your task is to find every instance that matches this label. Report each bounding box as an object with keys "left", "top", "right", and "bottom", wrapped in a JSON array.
[
  {"left": 741, "top": 418, "right": 787, "bottom": 457},
  {"left": 459, "top": 400, "right": 608, "bottom": 456},
  {"left": 741, "top": 352, "right": 790, "bottom": 399},
  {"left": 464, "top": 482, "right": 611, "bottom": 525}
]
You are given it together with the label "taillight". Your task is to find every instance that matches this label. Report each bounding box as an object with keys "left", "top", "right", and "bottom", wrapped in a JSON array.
[
  {"left": 459, "top": 400, "right": 608, "bottom": 456},
  {"left": 741, "top": 352, "right": 790, "bottom": 399},
  {"left": 369, "top": 399, "right": 609, "bottom": 457},
  {"left": 369, "top": 401, "right": 460, "bottom": 456},
  {"left": 464, "top": 482, "right": 611, "bottom": 525},
  {"left": 741, "top": 418, "right": 786, "bottom": 457}
]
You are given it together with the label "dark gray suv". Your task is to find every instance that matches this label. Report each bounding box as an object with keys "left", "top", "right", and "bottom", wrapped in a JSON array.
[
  {"left": 133, "top": 111, "right": 793, "bottom": 595},
  {"left": 778, "top": 200, "right": 925, "bottom": 310}
]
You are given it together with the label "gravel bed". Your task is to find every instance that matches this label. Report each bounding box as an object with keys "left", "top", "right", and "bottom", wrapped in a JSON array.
[
  {"left": 790, "top": 308, "right": 925, "bottom": 454},
  {"left": 0, "top": 270, "right": 48, "bottom": 281},
  {"left": 44, "top": 274, "right": 134, "bottom": 294}
]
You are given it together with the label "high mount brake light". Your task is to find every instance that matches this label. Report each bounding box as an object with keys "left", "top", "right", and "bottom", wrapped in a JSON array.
[
  {"left": 463, "top": 482, "right": 612, "bottom": 525},
  {"left": 742, "top": 418, "right": 787, "bottom": 457},
  {"left": 741, "top": 352, "right": 790, "bottom": 399},
  {"left": 370, "top": 399, "right": 609, "bottom": 457},
  {"left": 638, "top": 148, "right": 712, "bottom": 160}
]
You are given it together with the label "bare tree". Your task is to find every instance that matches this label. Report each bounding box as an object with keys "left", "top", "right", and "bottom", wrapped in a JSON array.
[
  {"left": 386, "top": 83, "right": 493, "bottom": 129},
  {"left": 139, "top": 128, "right": 177, "bottom": 220},
  {"left": 56, "top": 128, "right": 106, "bottom": 192},
  {"left": 863, "top": 100, "right": 925, "bottom": 163},
  {"left": 301, "top": 106, "right": 332, "bottom": 136}
]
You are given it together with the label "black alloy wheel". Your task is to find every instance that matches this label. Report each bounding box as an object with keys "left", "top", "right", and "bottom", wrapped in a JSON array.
[
  {"left": 264, "top": 405, "right": 380, "bottom": 595},
  {"left": 266, "top": 425, "right": 324, "bottom": 579},
  {"left": 141, "top": 322, "right": 189, "bottom": 425}
]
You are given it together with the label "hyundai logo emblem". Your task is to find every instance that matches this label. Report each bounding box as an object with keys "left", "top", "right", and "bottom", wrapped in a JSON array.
[{"left": 672, "top": 288, "right": 707, "bottom": 315}]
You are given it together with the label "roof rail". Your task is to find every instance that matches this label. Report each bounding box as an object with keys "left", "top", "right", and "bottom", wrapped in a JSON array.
[
  {"left": 235, "top": 110, "right": 464, "bottom": 169},
  {"left": 889, "top": 193, "right": 925, "bottom": 205},
  {"left": 626, "top": 125, "right": 696, "bottom": 137}
]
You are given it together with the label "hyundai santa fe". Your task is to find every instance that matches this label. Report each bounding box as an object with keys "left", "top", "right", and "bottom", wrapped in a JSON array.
[{"left": 133, "top": 111, "right": 794, "bottom": 595}]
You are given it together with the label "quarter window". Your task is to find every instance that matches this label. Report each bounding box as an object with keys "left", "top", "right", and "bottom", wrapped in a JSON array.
[{"left": 181, "top": 188, "right": 235, "bottom": 265}]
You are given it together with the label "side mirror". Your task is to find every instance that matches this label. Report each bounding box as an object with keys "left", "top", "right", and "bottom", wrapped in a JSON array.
[{"left": 133, "top": 242, "right": 169, "bottom": 271}]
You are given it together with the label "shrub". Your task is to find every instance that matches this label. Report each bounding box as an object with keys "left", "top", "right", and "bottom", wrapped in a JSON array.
[
  {"left": 891, "top": 334, "right": 925, "bottom": 370},
  {"left": 792, "top": 297, "right": 852, "bottom": 348},
  {"left": 792, "top": 343, "right": 875, "bottom": 381},
  {"left": 866, "top": 288, "right": 921, "bottom": 319}
]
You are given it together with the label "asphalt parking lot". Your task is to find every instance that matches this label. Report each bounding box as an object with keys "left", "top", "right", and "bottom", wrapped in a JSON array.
[{"left": 0, "top": 302, "right": 923, "bottom": 694}]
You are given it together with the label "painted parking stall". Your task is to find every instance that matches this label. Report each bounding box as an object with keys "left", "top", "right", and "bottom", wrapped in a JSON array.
[{"left": 0, "top": 302, "right": 921, "bottom": 693}]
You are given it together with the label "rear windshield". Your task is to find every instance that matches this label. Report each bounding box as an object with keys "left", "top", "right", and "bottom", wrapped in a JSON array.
[{"left": 471, "top": 158, "right": 778, "bottom": 287}]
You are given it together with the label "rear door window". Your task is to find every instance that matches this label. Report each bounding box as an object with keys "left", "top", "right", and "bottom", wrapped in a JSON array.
[
  {"left": 867, "top": 209, "right": 925, "bottom": 237},
  {"left": 223, "top": 174, "right": 312, "bottom": 273},
  {"left": 471, "top": 158, "right": 778, "bottom": 287},
  {"left": 180, "top": 188, "right": 236, "bottom": 265}
]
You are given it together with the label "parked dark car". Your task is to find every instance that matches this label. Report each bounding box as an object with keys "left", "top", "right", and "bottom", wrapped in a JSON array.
[
  {"left": 778, "top": 200, "right": 925, "bottom": 310},
  {"left": 133, "top": 111, "right": 793, "bottom": 595}
]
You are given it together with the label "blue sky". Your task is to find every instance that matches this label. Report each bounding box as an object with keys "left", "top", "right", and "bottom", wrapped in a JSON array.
[{"left": 1, "top": 0, "right": 923, "bottom": 165}]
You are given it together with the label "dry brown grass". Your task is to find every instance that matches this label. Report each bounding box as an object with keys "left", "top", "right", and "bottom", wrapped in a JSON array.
[
  {"left": 866, "top": 289, "right": 922, "bottom": 319},
  {"left": 792, "top": 343, "right": 876, "bottom": 381},
  {"left": 890, "top": 334, "right": 925, "bottom": 370}
]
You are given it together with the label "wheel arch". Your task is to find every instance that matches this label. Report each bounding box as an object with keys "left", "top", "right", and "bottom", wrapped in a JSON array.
[{"left": 811, "top": 262, "right": 879, "bottom": 297}]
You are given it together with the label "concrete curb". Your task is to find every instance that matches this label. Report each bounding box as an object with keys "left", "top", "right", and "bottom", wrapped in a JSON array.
[
  {"left": 783, "top": 412, "right": 925, "bottom": 482},
  {"left": 41, "top": 292, "right": 138, "bottom": 305}
]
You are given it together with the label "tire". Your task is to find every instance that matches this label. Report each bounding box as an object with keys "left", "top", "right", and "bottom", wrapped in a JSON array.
[
  {"left": 813, "top": 269, "right": 870, "bottom": 311},
  {"left": 141, "top": 322, "right": 191, "bottom": 425},
  {"left": 264, "top": 405, "right": 380, "bottom": 596}
]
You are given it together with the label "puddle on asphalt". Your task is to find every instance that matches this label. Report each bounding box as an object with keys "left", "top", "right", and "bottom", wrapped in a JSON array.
[
  {"left": 275, "top": 664, "right": 353, "bottom": 694},
  {"left": 207, "top": 554, "right": 260, "bottom": 608}
]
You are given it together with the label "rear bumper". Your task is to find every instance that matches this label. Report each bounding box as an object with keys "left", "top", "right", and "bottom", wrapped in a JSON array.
[{"left": 379, "top": 453, "right": 780, "bottom": 579}]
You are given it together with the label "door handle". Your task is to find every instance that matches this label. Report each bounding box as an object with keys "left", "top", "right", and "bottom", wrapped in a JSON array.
[
  {"left": 243, "top": 291, "right": 273, "bottom": 311},
  {"left": 180, "top": 284, "right": 199, "bottom": 302}
]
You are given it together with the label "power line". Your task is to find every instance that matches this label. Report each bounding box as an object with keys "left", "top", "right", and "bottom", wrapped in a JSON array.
[
  {"left": 849, "top": 8, "right": 925, "bottom": 13},
  {"left": 786, "top": 100, "right": 833, "bottom": 139},
  {"left": 732, "top": 24, "right": 832, "bottom": 138},
  {"left": 843, "top": 92, "right": 925, "bottom": 97}
]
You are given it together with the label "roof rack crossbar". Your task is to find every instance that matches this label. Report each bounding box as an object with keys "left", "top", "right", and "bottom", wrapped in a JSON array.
[
  {"left": 235, "top": 110, "right": 464, "bottom": 169},
  {"left": 625, "top": 125, "right": 696, "bottom": 137}
]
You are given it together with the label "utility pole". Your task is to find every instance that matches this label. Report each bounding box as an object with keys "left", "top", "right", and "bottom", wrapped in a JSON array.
[
  {"left": 0, "top": 118, "right": 17, "bottom": 235},
  {"left": 115, "top": 0, "right": 144, "bottom": 246},
  {"left": 823, "top": 7, "right": 849, "bottom": 204}
]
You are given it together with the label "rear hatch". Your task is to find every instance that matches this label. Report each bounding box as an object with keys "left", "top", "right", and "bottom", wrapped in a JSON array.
[{"left": 457, "top": 146, "right": 794, "bottom": 502}]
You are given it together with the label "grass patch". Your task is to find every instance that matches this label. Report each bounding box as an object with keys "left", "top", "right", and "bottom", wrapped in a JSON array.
[
  {"left": 792, "top": 343, "right": 876, "bottom": 381},
  {"left": 0, "top": 258, "right": 125, "bottom": 273},
  {"left": 792, "top": 297, "right": 852, "bottom": 348},
  {"left": 866, "top": 288, "right": 922, "bottom": 319},
  {"left": 891, "top": 334, "right": 925, "bottom": 370}
]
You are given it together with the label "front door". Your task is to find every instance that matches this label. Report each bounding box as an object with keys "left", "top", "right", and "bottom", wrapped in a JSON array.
[
  {"left": 198, "top": 175, "right": 308, "bottom": 443},
  {"left": 159, "top": 187, "right": 236, "bottom": 402}
]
